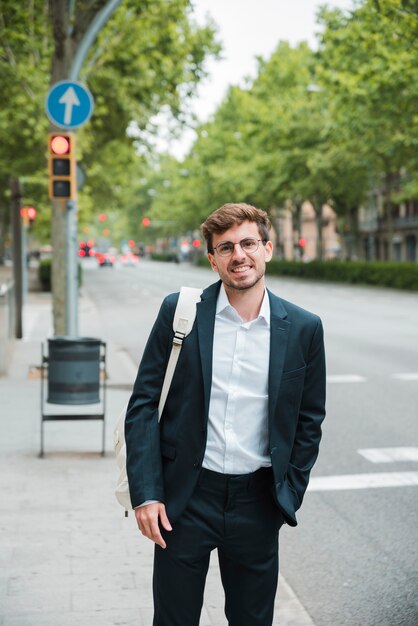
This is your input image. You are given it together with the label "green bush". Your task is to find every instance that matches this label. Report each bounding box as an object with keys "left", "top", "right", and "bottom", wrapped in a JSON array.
[
  {"left": 39, "top": 258, "right": 52, "bottom": 291},
  {"left": 150, "top": 252, "right": 179, "bottom": 263},
  {"left": 265, "top": 260, "right": 418, "bottom": 291},
  {"left": 38, "top": 258, "right": 82, "bottom": 292}
]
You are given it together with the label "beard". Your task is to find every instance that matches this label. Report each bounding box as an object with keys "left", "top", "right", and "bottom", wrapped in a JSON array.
[{"left": 220, "top": 262, "right": 265, "bottom": 292}]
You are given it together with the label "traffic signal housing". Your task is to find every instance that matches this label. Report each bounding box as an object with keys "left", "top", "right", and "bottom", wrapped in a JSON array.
[
  {"left": 298, "top": 237, "right": 307, "bottom": 258},
  {"left": 48, "top": 133, "right": 76, "bottom": 200}
]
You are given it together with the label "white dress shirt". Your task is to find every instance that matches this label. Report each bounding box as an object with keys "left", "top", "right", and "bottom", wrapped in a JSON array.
[
  {"left": 137, "top": 284, "right": 271, "bottom": 507},
  {"left": 202, "top": 284, "right": 271, "bottom": 474}
]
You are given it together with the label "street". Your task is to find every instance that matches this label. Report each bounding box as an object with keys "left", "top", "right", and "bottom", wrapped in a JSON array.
[{"left": 84, "top": 258, "right": 418, "bottom": 626}]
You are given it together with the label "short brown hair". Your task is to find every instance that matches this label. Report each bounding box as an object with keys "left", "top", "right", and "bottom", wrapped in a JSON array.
[{"left": 201, "top": 203, "right": 271, "bottom": 252}]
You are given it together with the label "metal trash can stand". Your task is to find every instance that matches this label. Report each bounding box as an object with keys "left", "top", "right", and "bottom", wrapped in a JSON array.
[
  {"left": 47, "top": 337, "right": 101, "bottom": 405},
  {"left": 40, "top": 337, "right": 107, "bottom": 457}
]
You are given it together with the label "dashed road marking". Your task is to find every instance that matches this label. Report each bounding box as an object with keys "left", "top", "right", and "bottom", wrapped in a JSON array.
[
  {"left": 308, "top": 471, "right": 418, "bottom": 491},
  {"left": 358, "top": 447, "right": 418, "bottom": 463},
  {"left": 327, "top": 374, "right": 367, "bottom": 383},
  {"left": 392, "top": 373, "right": 418, "bottom": 381}
]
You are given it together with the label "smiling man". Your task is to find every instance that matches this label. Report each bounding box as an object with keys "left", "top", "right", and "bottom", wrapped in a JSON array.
[{"left": 125, "top": 202, "right": 326, "bottom": 626}]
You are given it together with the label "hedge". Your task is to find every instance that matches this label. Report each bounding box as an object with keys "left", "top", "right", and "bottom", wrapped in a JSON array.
[
  {"left": 150, "top": 252, "right": 179, "bottom": 263},
  {"left": 196, "top": 257, "right": 418, "bottom": 291},
  {"left": 38, "top": 258, "right": 82, "bottom": 291}
]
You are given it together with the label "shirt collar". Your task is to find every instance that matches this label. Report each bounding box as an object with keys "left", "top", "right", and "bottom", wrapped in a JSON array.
[{"left": 216, "top": 283, "right": 270, "bottom": 327}]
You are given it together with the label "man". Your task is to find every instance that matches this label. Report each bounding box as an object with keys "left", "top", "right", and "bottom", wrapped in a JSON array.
[{"left": 125, "top": 202, "right": 326, "bottom": 626}]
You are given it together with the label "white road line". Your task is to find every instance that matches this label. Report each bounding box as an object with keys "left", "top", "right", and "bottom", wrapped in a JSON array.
[
  {"left": 327, "top": 374, "right": 367, "bottom": 383},
  {"left": 358, "top": 447, "right": 418, "bottom": 463},
  {"left": 308, "top": 471, "right": 418, "bottom": 491},
  {"left": 392, "top": 373, "right": 418, "bottom": 381}
]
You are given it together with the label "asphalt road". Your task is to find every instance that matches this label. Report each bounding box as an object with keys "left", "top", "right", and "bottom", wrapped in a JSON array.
[{"left": 83, "top": 258, "right": 418, "bottom": 626}]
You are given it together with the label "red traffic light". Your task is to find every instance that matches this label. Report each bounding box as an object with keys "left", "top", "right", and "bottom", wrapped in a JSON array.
[
  {"left": 27, "top": 207, "right": 37, "bottom": 220},
  {"left": 50, "top": 135, "right": 70, "bottom": 155},
  {"left": 48, "top": 133, "right": 76, "bottom": 199},
  {"left": 142, "top": 217, "right": 151, "bottom": 227},
  {"left": 20, "top": 207, "right": 37, "bottom": 224}
]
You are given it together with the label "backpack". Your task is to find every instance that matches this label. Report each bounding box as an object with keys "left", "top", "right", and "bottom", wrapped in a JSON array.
[{"left": 114, "top": 287, "right": 202, "bottom": 514}]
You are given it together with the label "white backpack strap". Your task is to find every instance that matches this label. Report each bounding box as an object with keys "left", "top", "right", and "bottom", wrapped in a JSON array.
[{"left": 158, "top": 287, "right": 202, "bottom": 420}]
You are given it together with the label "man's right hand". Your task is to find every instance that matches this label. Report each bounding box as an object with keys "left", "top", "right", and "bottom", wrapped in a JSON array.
[{"left": 135, "top": 502, "right": 172, "bottom": 549}]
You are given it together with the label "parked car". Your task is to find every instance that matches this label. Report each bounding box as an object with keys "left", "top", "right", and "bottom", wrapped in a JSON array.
[
  {"left": 96, "top": 252, "right": 115, "bottom": 267},
  {"left": 119, "top": 252, "right": 139, "bottom": 267}
]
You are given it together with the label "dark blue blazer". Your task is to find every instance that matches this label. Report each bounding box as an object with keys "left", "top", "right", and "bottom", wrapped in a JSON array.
[{"left": 125, "top": 280, "right": 326, "bottom": 527}]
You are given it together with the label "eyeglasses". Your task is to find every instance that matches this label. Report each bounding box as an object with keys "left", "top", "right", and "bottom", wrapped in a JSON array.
[{"left": 211, "top": 237, "right": 266, "bottom": 257}]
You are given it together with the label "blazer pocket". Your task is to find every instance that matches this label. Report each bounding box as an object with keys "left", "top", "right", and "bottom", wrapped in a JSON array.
[
  {"left": 160, "top": 440, "right": 176, "bottom": 460},
  {"left": 281, "top": 365, "right": 306, "bottom": 382}
]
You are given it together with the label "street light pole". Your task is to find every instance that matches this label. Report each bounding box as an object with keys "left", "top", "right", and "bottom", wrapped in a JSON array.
[
  {"left": 63, "top": 0, "right": 122, "bottom": 336},
  {"left": 10, "top": 179, "right": 23, "bottom": 338}
]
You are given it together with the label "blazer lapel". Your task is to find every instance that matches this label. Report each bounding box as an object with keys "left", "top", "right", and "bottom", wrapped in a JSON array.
[
  {"left": 268, "top": 291, "right": 290, "bottom": 421},
  {"left": 196, "top": 281, "right": 220, "bottom": 419}
]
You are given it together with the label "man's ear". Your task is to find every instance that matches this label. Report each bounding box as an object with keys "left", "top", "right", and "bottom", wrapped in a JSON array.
[
  {"left": 264, "top": 241, "right": 273, "bottom": 263},
  {"left": 208, "top": 253, "right": 218, "bottom": 272}
]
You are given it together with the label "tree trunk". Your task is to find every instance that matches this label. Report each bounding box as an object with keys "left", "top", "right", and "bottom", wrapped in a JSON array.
[
  {"left": 382, "top": 170, "right": 400, "bottom": 263},
  {"left": 269, "top": 205, "right": 283, "bottom": 259},
  {"left": 0, "top": 198, "right": 10, "bottom": 263},
  {"left": 313, "top": 200, "right": 324, "bottom": 261},
  {"left": 49, "top": 1, "right": 78, "bottom": 335},
  {"left": 349, "top": 205, "right": 360, "bottom": 260}
]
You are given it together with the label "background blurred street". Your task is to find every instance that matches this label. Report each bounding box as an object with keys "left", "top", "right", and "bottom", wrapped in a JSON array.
[{"left": 1, "top": 1, "right": 417, "bottom": 623}]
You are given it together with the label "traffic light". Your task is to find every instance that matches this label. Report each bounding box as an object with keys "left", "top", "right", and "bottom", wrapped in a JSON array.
[
  {"left": 48, "top": 133, "right": 76, "bottom": 200},
  {"left": 27, "top": 207, "right": 37, "bottom": 225},
  {"left": 20, "top": 207, "right": 37, "bottom": 227},
  {"left": 298, "top": 237, "right": 307, "bottom": 258}
]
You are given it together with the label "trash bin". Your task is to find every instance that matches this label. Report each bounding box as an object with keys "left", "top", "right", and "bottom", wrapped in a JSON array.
[{"left": 47, "top": 337, "right": 102, "bottom": 405}]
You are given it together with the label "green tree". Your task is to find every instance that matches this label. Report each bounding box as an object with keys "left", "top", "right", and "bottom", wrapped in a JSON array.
[
  {"left": 317, "top": 0, "right": 418, "bottom": 258},
  {"left": 139, "top": 0, "right": 418, "bottom": 264},
  {"left": 0, "top": 0, "right": 219, "bottom": 332},
  {"left": 149, "top": 42, "right": 363, "bottom": 260}
]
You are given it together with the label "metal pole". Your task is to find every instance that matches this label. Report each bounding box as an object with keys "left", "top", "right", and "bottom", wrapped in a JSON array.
[
  {"left": 66, "top": 200, "right": 78, "bottom": 336},
  {"left": 22, "top": 222, "right": 28, "bottom": 304},
  {"left": 68, "top": 0, "right": 123, "bottom": 82},
  {"left": 10, "top": 178, "right": 23, "bottom": 338},
  {"left": 64, "top": 0, "right": 122, "bottom": 337}
]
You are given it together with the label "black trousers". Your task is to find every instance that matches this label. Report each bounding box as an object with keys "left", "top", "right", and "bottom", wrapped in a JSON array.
[{"left": 153, "top": 467, "right": 284, "bottom": 626}]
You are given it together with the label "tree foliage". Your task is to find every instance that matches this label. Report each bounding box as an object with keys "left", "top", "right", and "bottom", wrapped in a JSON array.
[
  {"left": 144, "top": 0, "right": 417, "bottom": 260},
  {"left": 0, "top": 0, "right": 219, "bottom": 250}
]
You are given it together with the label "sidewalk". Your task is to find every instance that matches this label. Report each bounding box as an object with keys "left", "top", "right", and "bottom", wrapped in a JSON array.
[{"left": 0, "top": 289, "right": 315, "bottom": 626}]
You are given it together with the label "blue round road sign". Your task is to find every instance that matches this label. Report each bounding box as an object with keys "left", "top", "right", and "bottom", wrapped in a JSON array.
[{"left": 46, "top": 81, "right": 94, "bottom": 129}]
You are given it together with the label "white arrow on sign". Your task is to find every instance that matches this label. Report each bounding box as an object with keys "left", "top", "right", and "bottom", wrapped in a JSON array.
[{"left": 59, "top": 86, "right": 80, "bottom": 125}]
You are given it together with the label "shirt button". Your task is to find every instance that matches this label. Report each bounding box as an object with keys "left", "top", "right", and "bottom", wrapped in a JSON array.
[{"left": 193, "top": 460, "right": 200, "bottom": 469}]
